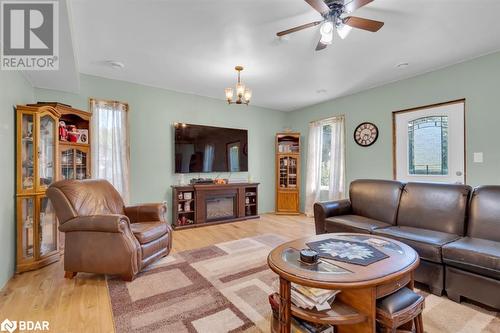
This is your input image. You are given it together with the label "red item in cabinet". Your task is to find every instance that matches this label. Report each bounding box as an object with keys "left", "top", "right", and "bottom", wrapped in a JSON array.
[
  {"left": 59, "top": 121, "right": 68, "bottom": 141},
  {"left": 67, "top": 125, "right": 80, "bottom": 142}
]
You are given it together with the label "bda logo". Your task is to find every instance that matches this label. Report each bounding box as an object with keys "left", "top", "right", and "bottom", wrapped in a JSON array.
[{"left": 0, "top": 319, "right": 17, "bottom": 333}]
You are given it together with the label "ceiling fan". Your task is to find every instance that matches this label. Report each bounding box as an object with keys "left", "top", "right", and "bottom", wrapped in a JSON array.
[{"left": 277, "top": 0, "right": 384, "bottom": 51}]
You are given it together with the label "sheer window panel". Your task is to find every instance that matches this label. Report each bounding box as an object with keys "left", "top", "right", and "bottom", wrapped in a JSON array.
[{"left": 90, "top": 99, "right": 130, "bottom": 203}]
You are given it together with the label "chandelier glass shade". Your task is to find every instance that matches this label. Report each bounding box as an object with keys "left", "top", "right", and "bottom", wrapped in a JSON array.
[{"left": 225, "top": 66, "right": 252, "bottom": 105}]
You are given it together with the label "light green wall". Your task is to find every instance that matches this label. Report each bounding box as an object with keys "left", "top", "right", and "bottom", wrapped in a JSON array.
[
  {"left": 0, "top": 71, "right": 34, "bottom": 289},
  {"left": 3, "top": 50, "right": 500, "bottom": 288},
  {"left": 34, "top": 74, "right": 288, "bottom": 213},
  {"left": 288, "top": 51, "right": 500, "bottom": 211}
]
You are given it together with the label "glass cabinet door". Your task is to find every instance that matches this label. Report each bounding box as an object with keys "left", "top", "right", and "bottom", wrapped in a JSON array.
[
  {"left": 39, "top": 196, "right": 57, "bottom": 257},
  {"left": 279, "top": 157, "right": 288, "bottom": 188},
  {"left": 37, "top": 114, "right": 56, "bottom": 190},
  {"left": 288, "top": 157, "right": 297, "bottom": 188},
  {"left": 20, "top": 113, "right": 35, "bottom": 192},
  {"left": 75, "top": 149, "right": 89, "bottom": 180},
  {"left": 19, "top": 197, "right": 35, "bottom": 260},
  {"left": 61, "top": 148, "right": 74, "bottom": 180}
]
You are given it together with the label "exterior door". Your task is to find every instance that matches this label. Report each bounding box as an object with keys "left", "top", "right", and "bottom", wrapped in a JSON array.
[{"left": 394, "top": 100, "right": 465, "bottom": 184}]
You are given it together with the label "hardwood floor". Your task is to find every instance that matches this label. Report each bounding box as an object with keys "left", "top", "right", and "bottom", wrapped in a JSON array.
[{"left": 0, "top": 214, "right": 314, "bottom": 333}]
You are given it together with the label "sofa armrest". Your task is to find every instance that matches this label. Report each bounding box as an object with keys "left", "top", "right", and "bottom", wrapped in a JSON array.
[
  {"left": 59, "top": 214, "right": 130, "bottom": 233},
  {"left": 124, "top": 203, "right": 167, "bottom": 223},
  {"left": 313, "top": 199, "right": 352, "bottom": 234}
]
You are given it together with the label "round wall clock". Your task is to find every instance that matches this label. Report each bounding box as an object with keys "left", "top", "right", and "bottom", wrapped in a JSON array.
[{"left": 354, "top": 122, "right": 379, "bottom": 147}]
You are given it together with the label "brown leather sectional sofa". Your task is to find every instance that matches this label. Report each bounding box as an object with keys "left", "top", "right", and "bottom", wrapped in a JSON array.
[{"left": 314, "top": 179, "right": 500, "bottom": 309}]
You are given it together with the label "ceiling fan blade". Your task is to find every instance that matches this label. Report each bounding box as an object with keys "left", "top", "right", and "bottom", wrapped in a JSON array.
[
  {"left": 344, "top": 0, "right": 374, "bottom": 13},
  {"left": 276, "top": 21, "right": 323, "bottom": 37},
  {"left": 344, "top": 16, "right": 384, "bottom": 32},
  {"left": 315, "top": 39, "right": 328, "bottom": 51},
  {"left": 304, "top": 0, "right": 330, "bottom": 15}
]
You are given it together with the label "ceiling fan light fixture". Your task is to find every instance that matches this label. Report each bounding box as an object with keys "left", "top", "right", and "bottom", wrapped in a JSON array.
[
  {"left": 320, "top": 31, "right": 333, "bottom": 45},
  {"left": 320, "top": 21, "right": 334, "bottom": 36},
  {"left": 337, "top": 23, "right": 352, "bottom": 39}
]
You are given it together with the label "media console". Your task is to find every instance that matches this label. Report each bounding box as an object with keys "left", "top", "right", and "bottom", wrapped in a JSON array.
[{"left": 171, "top": 183, "right": 259, "bottom": 230}]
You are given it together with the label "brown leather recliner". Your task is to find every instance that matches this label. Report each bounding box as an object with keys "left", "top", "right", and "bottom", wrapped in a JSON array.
[{"left": 47, "top": 179, "right": 172, "bottom": 281}]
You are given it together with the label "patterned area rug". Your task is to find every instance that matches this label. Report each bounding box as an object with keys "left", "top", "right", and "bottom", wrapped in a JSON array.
[{"left": 107, "top": 234, "right": 499, "bottom": 333}]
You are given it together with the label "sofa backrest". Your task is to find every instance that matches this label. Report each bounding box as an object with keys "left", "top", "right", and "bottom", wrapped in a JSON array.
[
  {"left": 397, "top": 182, "right": 471, "bottom": 235},
  {"left": 349, "top": 179, "right": 404, "bottom": 225},
  {"left": 468, "top": 186, "right": 500, "bottom": 242}
]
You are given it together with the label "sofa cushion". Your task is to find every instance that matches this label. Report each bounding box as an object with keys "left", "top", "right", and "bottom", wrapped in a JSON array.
[
  {"left": 442, "top": 237, "right": 500, "bottom": 280},
  {"left": 373, "top": 226, "right": 460, "bottom": 263},
  {"left": 397, "top": 182, "right": 471, "bottom": 235},
  {"left": 325, "top": 215, "right": 391, "bottom": 234},
  {"left": 468, "top": 186, "right": 500, "bottom": 242},
  {"left": 130, "top": 222, "right": 168, "bottom": 244},
  {"left": 350, "top": 179, "right": 404, "bottom": 225}
]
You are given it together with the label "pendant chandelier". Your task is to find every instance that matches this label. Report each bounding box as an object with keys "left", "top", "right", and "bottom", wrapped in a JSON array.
[{"left": 225, "top": 66, "right": 252, "bottom": 105}]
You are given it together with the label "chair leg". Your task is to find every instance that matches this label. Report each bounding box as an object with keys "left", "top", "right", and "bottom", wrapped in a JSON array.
[
  {"left": 120, "top": 274, "right": 135, "bottom": 282},
  {"left": 415, "top": 313, "right": 424, "bottom": 333},
  {"left": 64, "top": 271, "right": 77, "bottom": 279}
]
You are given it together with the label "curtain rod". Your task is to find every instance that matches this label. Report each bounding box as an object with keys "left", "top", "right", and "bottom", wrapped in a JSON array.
[
  {"left": 89, "top": 98, "right": 129, "bottom": 109},
  {"left": 309, "top": 114, "right": 345, "bottom": 124}
]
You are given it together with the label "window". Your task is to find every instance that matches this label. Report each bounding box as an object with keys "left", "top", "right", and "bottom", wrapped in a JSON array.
[
  {"left": 408, "top": 116, "right": 448, "bottom": 175},
  {"left": 90, "top": 99, "right": 130, "bottom": 202},
  {"left": 320, "top": 124, "right": 332, "bottom": 189}
]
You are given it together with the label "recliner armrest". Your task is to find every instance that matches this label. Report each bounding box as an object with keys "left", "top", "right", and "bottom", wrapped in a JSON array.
[
  {"left": 59, "top": 214, "right": 130, "bottom": 233},
  {"left": 124, "top": 203, "right": 167, "bottom": 223},
  {"left": 313, "top": 199, "right": 352, "bottom": 234}
]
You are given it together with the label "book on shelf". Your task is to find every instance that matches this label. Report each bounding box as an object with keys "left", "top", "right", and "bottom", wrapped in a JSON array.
[
  {"left": 269, "top": 293, "right": 334, "bottom": 333},
  {"left": 291, "top": 284, "right": 341, "bottom": 311}
]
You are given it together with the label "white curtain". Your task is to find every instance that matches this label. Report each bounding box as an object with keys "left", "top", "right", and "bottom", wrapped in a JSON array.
[
  {"left": 304, "top": 116, "right": 346, "bottom": 217},
  {"left": 91, "top": 99, "right": 130, "bottom": 203}
]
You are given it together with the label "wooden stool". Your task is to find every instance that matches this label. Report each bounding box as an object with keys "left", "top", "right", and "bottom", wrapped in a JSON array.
[{"left": 376, "top": 287, "right": 425, "bottom": 333}]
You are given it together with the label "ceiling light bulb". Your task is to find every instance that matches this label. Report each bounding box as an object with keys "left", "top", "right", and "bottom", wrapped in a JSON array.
[
  {"left": 337, "top": 24, "right": 352, "bottom": 39},
  {"left": 225, "top": 88, "right": 234, "bottom": 101},
  {"left": 236, "top": 83, "right": 245, "bottom": 97},
  {"left": 320, "top": 21, "right": 334, "bottom": 36},
  {"left": 320, "top": 31, "right": 333, "bottom": 45},
  {"left": 244, "top": 88, "right": 252, "bottom": 102}
]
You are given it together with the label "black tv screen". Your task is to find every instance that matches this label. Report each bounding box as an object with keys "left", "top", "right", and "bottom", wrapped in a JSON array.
[{"left": 174, "top": 123, "right": 248, "bottom": 173}]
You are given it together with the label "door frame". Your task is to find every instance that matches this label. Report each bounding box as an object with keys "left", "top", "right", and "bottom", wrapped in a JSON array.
[{"left": 392, "top": 99, "right": 467, "bottom": 183}]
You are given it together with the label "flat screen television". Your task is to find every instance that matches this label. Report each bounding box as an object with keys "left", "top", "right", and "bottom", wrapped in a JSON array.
[{"left": 174, "top": 123, "right": 248, "bottom": 173}]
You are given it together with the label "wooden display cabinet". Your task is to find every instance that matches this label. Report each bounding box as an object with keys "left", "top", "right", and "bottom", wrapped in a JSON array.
[
  {"left": 275, "top": 133, "right": 301, "bottom": 214},
  {"left": 16, "top": 105, "right": 60, "bottom": 272},
  {"left": 16, "top": 103, "right": 92, "bottom": 273}
]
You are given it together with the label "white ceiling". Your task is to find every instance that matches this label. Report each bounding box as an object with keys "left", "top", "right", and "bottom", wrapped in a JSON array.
[{"left": 35, "top": 0, "right": 500, "bottom": 111}]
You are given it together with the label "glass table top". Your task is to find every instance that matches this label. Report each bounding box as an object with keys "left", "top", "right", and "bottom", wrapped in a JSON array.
[{"left": 281, "top": 234, "right": 405, "bottom": 275}]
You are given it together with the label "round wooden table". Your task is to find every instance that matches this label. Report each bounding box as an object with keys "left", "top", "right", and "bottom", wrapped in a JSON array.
[{"left": 267, "top": 233, "right": 419, "bottom": 333}]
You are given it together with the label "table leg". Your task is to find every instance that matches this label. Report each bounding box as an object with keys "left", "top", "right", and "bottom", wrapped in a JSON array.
[{"left": 279, "top": 277, "right": 291, "bottom": 333}]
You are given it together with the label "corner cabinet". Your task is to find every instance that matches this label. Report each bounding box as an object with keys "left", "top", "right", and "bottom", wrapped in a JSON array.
[
  {"left": 275, "top": 133, "right": 301, "bottom": 214},
  {"left": 16, "top": 103, "right": 92, "bottom": 273}
]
